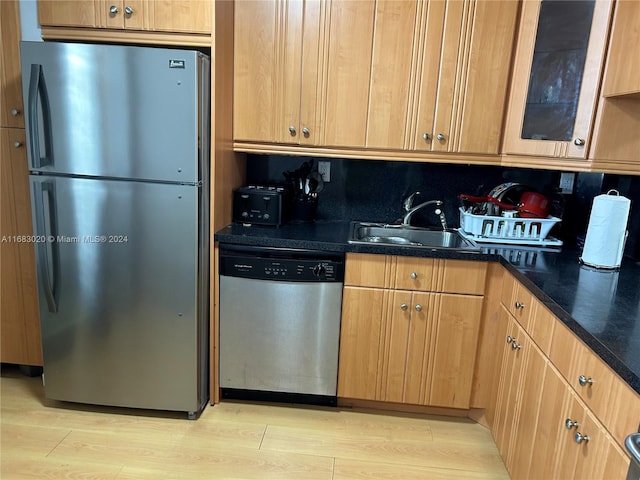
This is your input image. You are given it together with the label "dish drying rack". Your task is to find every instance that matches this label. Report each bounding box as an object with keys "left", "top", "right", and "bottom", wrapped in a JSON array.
[{"left": 458, "top": 207, "right": 563, "bottom": 247}]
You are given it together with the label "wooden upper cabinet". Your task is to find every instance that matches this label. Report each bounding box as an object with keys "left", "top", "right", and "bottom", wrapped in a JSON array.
[
  {"left": 502, "top": 0, "right": 613, "bottom": 160},
  {"left": 38, "top": 0, "right": 211, "bottom": 33},
  {"left": 233, "top": 0, "right": 518, "bottom": 155},
  {"left": 38, "top": 0, "right": 98, "bottom": 27},
  {"left": 1, "top": 0, "right": 24, "bottom": 129},
  {"left": 234, "top": 0, "right": 308, "bottom": 144},
  {"left": 147, "top": 1, "right": 211, "bottom": 34},
  {"left": 602, "top": 0, "right": 640, "bottom": 98}
]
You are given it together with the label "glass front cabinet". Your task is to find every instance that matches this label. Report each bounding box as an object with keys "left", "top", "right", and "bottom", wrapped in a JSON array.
[{"left": 503, "top": 0, "right": 613, "bottom": 160}]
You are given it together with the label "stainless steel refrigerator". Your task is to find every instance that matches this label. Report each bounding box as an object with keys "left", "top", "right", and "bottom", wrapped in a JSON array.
[{"left": 20, "top": 41, "right": 210, "bottom": 419}]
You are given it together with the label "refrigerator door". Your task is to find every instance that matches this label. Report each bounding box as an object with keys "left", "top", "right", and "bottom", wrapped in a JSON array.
[
  {"left": 30, "top": 175, "right": 206, "bottom": 413},
  {"left": 21, "top": 41, "right": 209, "bottom": 183}
]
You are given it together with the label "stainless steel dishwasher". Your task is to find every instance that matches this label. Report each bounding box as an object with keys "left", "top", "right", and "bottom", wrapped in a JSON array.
[{"left": 219, "top": 244, "right": 344, "bottom": 405}]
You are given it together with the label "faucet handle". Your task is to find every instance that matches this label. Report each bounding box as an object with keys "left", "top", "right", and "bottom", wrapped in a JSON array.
[{"left": 403, "top": 191, "right": 422, "bottom": 211}]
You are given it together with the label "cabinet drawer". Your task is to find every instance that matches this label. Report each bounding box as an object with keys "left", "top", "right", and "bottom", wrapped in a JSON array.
[
  {"left": 501, "top": 272, "right": 534, "bottom": 329},
  {"left": 344, "top": 253, "right": 390, "bottom": 288},
  {"left": 394, "top": 256, "right": 436, "bottom": 291},
  {"left": 550, "top": 322, "right": 613, "bottom": 423}
]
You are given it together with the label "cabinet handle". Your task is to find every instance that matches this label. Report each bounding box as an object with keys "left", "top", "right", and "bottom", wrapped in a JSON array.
[
  {"left": 10, "top": 108, "right": 20, "bottom": 116},
  {"left": 302, "top": 127, "right": 310, "bottom": 137},
  {"left": 574, "top": 138, "right": 585, "bottom": 146},
  {"left": 415, "top": 304, "right": 422, "bottom": 312},
  {"left": 288, "top": 125, "right": 297, "bottom": 136},
  {"left": 109, "top": 5, "right": 119, "bottom": 14},
  {"left": 13, "top": 141, "right": 22, "bottom": 148},
  {"left": 515, "top": 301, "right": 526, "bottom": 309},
  {"left": 436, "top": 133, "right": 446, "bottom": 141},
  {"left": 400, "top": 303, "right": 408, "bottom": 311},
  {"left": 124, "top": 6, "right": 133, "bottom": 15},
  {"left": 565, "top": 419, "right": 579, "bottom": 430},
  {"left": 422, "top": 133, "right": 431, "bottom": 141},
  {"left": 511, "top": 341, "right": 522, "bottom": 350},
  {"left": 574, "top": 432, "right": 590, "bottom": 444},
  {"left": 578, "top": 375, "right": 593, "bottom": 387},
  {"left": 410, "top": 272, "right": 418, "bottom": 279}
]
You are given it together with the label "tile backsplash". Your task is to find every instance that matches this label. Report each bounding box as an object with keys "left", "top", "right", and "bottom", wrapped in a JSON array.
[{"left": 245, "top": 154, "right": 639, "bottom": 259}]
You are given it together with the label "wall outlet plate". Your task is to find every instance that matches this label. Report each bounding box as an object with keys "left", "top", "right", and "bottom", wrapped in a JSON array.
[
  {"left": 318, "top": 161, "right": 331, "bottom": 182},
  {"left": 559, "top": 172, "right": 575, "bottom": 194}
]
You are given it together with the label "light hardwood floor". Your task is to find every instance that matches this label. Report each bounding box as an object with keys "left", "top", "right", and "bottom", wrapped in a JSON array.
[{"left": 1, "top": 365, "right": 509, "bottom": 479}]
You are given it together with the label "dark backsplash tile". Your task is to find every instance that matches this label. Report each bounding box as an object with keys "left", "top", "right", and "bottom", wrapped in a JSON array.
[{"left": 245, "top": 154, "right": 639, "bottom": 259}]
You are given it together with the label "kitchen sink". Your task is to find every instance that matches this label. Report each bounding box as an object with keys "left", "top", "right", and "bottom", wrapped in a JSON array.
[{"left": 348, "top": 222, "right": 479, "bottom": 251}]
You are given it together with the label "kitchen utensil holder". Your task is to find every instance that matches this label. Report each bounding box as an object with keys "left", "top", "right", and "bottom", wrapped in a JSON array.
[{"left": 459, "top": 208, "right": 562, "bottom": 246}]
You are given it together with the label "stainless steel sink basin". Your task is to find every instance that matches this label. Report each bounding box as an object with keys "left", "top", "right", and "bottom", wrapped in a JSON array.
[{"left": 348, "top": 222, "right": 479, "bottom": 250}]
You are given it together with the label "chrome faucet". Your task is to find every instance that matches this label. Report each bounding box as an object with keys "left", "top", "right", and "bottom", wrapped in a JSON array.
[{"left": 402, "top": 191, "right": 447, "bottom": 229}]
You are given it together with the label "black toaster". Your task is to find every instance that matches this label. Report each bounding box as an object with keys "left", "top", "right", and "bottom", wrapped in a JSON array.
[{"left": 233, "top": 185, "right": 289, "bottom": 226}]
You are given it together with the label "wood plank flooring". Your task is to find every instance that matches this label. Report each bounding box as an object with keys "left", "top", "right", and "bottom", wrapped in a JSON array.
[{"left": 1, "top": 365, "right": 509, "bottom": 479}]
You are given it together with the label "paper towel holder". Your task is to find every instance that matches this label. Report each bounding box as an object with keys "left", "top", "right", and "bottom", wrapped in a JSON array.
[{"left": 579, "top": 189, "right": 630, "bottom": 270}]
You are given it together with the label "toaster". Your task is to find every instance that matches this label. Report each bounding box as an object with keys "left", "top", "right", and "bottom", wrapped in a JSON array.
[{"left": 233, "top": 185, "right": 289, "bottom": 226}]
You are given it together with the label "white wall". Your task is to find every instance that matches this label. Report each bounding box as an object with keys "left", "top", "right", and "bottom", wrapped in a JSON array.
[{"left": 19, "top": 0, "right": 41, "bottom": 41}]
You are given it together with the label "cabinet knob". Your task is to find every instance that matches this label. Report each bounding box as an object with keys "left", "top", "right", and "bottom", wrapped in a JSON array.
[
  {"left": 400, "top": 303, "right": 408, "bottom": 311},
  {"left": 415, "top": 304, "right": 422, "bottom": 312},
  {"left": 410, "top": 272, "right": 418, "bottom": 279},
  {"left": 506, "top": 335, "right": 513, "bottom": 344},
  {"left": 422, "top": 133, "right": 431, "bottom": 141},
  {"left": 574, "top": 138, "right": 585, "bottom": 146},
  {"left": 124, "top": 6, "right": 134, "bottom": 15},
  {"left": 13, "top": 141, "right": 22, "bottom": 148},
  {"left": 578, "top": 375, "right": 593, "bottom": 387},
  {"left": 109, "top": 5, "right": 119, "bottom": 14},
  {"left": 515, "top": 301, "right": 526, "bottom": 309},
  {"left": 10, "top": 108, "right": 20, "bottom": 117},
  {"left": 288, "top": 125, "right": 297, "bottom": 136},
  {"left": 436, "top": 133, "right": 446, "bottom": 141},
  {"left": 574, "top": 432, "right": 590, "bottom": 444},
  {"left": 565, "top": 419, "right": 579, "bottom": 430},
  {"left": 302, "top": 127, "right": 310, "bottom": 137},
  {"left": 511, "top": 341, "right": 522, "bottom": 350}
]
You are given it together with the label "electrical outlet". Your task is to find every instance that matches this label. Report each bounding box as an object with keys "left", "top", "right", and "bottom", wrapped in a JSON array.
[
  {"left": 318, "top": 161, "right": 331, "bottom": 182},
  {"left": 559, "top": 172, "right": 575, "bottom": 194}
]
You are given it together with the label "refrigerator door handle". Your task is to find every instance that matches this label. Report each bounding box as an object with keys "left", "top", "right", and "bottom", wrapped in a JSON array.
[
  {"left": 33, "top": 180, "right": 60, "bottom": 313},
  {"left": 27, "top": 64, "right": 54, "bottom": 169}
]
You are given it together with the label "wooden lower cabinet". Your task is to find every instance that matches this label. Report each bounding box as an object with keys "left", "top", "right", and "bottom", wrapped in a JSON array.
[
  {"left": 491, "top": 270, "right": 632, "bottom": 480},
  {"left": 0, "top": 128, "right": 42, "bottom": 366},
  {"left": 337, "top": 285, "right": 483, "bottom": 409}
]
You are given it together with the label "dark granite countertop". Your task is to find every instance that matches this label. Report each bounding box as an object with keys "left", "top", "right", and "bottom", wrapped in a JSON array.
[{"left": 215, "top": 221, "right": 640, "bottom": 394}]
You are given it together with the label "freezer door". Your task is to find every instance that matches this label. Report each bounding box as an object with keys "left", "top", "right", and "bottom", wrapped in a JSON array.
[
  {"left": 30, "top": 175, "right": 206, "bottom": 413},
  {"left": 21, "top": 41, "right": 209, "bottom": 183}
]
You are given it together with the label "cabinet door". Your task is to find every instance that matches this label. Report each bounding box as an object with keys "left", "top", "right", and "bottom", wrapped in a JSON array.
[
  {"left": 0, "top": 129, "right": 42, "bottom": 366},
  {"left": 365, "top": 0, "right": 418, "bottom": 150},
  {"left": 1, "top": 0, "right": 24, "bottom": 129},
  {"left": 454, "top": 0, "right": 518, "bottom": 154},
  {"left": 233, "top": 0, "right": 278, "bottom": 142},
  {"left": 337, "top": 287, "right": 385, "bottom": 400},
  {"left": 380, "top": 290, "right": 414, "bottom": 402},
  {"left": 148, "top": 0, "right": 211, "bottom": 33},
  {"left": 528, "top": 364, "right": 572, "bottom": 480},
  {"left": 503, "top": 0, "right": 613, "bottom": 159},
  {"left": 319, "top": 0, "right": 375, "bottom": 147},
  {"left": 493, "top": 309, "right": 525, "bottom": 460},
  {"left": 509, "top": 335, "right": 548, "bottom": 479},
  {"left": 412, "top": 0, "right": 458, "bottom": 152},
  {"left": 556, "top": 392, "right": 621, "bottom": 480},
  {"left": 38, "top": 0, "right": 98, "bottom": 27},
  {"left": 426, "top": 293, "right": 483, "bottom": 408}
]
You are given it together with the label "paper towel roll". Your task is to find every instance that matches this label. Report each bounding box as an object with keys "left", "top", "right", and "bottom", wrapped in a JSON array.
[{"left": 580, "top": 190, "right": 631, "bottom": 269}]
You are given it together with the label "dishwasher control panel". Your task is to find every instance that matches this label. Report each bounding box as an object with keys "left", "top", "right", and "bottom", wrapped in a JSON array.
[{"left": 219, "top": 246, "right": 344, "bottom": 282}]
